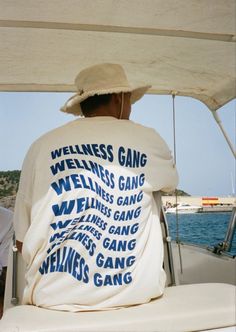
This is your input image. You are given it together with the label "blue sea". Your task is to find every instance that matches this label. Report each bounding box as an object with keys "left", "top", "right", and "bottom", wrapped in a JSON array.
[{"left": 166, "top": 212, "right": 236, "bottom": 256}]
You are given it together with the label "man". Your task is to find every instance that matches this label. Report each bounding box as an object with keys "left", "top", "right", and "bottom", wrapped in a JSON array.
[
  {"left": 0, "top": 206, "right": 14, "bottom": 316},
  {"left": 14, "top": 63, "right": 178, "bottom": 312}
]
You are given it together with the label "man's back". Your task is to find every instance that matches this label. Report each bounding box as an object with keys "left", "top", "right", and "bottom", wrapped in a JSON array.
[{"left": 14, "top": 117, "right": 177, "bottom": 311}]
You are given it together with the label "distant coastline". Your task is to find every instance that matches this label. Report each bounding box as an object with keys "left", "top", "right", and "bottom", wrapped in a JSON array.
[
  {"left": 162, "top": 196, "right": 235, "bottom": 205},
  {"left": 0, "top": 195, "right": 235, "bottom": 212},
  {"left": 162, "top": 196, "right": 235, "bottom": 213},
  {"left": 0, "top": 170, "right": 235, "bottom": 211}
]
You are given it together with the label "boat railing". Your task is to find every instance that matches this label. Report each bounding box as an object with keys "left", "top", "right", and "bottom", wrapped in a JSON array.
[
  {"left": 212, "top": 207, "right": 236, "bottom": 255},
  {"left": 11, "top": 233, "right": 19, "bottom": 306}
]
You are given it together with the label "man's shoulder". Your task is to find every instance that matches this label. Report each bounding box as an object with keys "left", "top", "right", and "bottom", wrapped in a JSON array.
[
  {"left": 30, "top": 120, "right": 75, "bottom": 147},
  {"left": 22, "top": 120, "right": 75, "bottom": 162},
  {"left": 128, "top": 121, "right": 165, "bottom": 140},
  {"left": 123, "top": 120, "right": 156, "bottom": 134}
]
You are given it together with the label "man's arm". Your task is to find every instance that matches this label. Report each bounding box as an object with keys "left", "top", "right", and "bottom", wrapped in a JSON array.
[{"left": 16, "top": 240, "right": 23, "bottom": 253}]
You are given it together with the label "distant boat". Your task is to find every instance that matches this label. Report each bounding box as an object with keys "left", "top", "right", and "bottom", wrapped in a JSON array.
[{"left": 166, "top": 203, "right": 202, "bottom": 214}]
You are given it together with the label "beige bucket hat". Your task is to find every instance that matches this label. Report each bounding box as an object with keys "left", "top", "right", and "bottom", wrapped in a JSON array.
[{"left": 61, "top": 63, "right": 151, "bottom": 115}]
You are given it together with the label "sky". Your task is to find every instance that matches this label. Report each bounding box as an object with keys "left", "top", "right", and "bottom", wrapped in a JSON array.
[{"left": 0, "top": 92, "right": 235, "bottom": 197}]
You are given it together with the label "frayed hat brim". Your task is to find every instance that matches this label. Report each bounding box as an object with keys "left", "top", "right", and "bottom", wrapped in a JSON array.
[{"left": 60, "top": 85, "right": 151, "bottom": 116}]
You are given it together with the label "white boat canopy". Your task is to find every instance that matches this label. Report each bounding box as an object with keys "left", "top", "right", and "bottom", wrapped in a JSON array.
[{"left": 0, "top": 0, "right": 235, "bottom": 111}]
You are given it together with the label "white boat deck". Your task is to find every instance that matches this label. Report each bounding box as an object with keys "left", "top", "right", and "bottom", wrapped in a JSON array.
[{"left": 0, "top": 283, "right": 235, "bottom": 332}]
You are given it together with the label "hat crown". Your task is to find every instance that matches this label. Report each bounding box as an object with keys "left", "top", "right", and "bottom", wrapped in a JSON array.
[
  {"left": 75, "top": 63, "right": 130, "bottom": 93},
  {"left": 61, "top": 62, "right": 150, "bottom": 115}
]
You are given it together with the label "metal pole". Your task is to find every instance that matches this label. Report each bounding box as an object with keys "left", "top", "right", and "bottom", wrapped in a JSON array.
[
  {"left": 223, "top": 207, "right": 236, "bottom": 252},
  {"left": 154, "top": 191, "right": 176, "bottom": 286},
  {"left": 172, "top": 94, "right": 183, "bottom": 274},
  {"left": 11, "top": 234, "right": 18, "bottom": 305},
  {"left": 211, "top": 111, "right": 236, "bottom": 159},
  {"left": 161, "top": 206, "right": 176, "bottom": 285}
]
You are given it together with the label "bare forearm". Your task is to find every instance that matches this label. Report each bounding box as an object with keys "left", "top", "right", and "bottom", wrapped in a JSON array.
[{"left": 16, "top": 240, "right": 23, "bottom": 253}]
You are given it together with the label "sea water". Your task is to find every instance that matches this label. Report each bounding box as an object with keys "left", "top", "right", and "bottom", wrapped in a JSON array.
[{"left": 166, "top": 212, "right": 236, "bottom": 256}]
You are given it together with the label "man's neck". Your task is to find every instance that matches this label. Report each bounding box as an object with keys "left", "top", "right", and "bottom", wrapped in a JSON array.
[{"left": 85, "top": 107, "right": 119, "bottom": 119}]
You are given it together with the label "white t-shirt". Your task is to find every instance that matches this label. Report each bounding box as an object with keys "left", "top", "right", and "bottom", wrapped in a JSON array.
[
  {"left": 0, "top": 207, "right": 14, "bottom": 274},
  {"left": 14, "top": 117, "right": 178, "bottom": 311}
]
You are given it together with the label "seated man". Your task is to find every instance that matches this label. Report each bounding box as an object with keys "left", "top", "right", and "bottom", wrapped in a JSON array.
[
  {"left": 0, "top": 206, "right": 14, "bottom": 317},
  {"left": 14, "top": 63, "right": 178, "bottom": 312}
]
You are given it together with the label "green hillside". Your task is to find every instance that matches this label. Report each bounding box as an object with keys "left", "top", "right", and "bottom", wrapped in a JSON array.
[
  {"left": 0, "top": 170, "right": 189, "bottom": 199},
  {"left": 162, "top": 189, "right": 190, "bottom": 196},
  {"left": 0, "top": 170, "right": 21, "bottom": 198}
]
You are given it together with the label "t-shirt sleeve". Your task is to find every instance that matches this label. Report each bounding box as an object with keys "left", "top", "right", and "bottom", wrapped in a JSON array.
[
  {"left": 13, "top": 143, "right": 37, "bottom": 242},
  {"left": 13, "top": 192, "right": 31, "bottom": 242},
  {"left": 150, "top": 130, "right": 178, "bottom": 192}
]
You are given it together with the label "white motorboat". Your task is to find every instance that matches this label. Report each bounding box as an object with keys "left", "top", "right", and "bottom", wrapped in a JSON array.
[
  {"left": 166, "top": 203, "right": 202, "bottom": 214},
  {"left": 0, "top": 1, "right": 235, "bottom": 331}
]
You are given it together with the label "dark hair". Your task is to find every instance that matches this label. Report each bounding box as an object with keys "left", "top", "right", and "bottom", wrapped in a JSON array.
[{"left": 80, "top": 94, "right": 112, "bottom": 116}]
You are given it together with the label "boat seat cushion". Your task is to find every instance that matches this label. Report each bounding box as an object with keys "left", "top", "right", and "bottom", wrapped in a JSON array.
[{"left": 0, "top": 283, "right": 235, "bottom": 332}]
